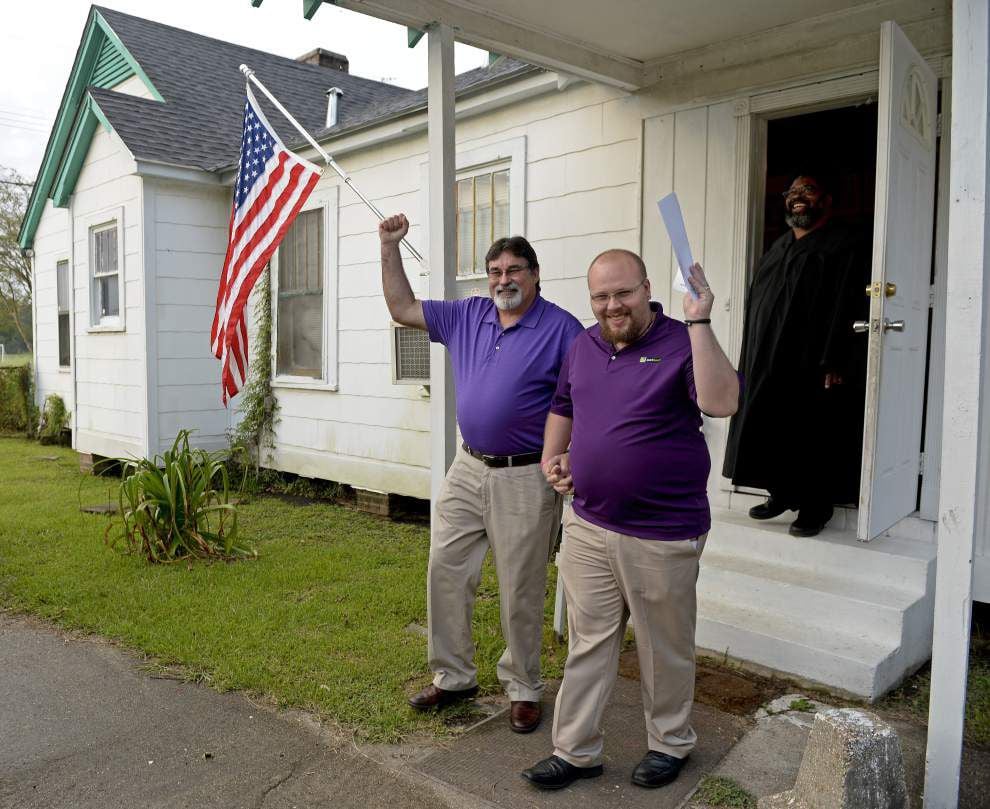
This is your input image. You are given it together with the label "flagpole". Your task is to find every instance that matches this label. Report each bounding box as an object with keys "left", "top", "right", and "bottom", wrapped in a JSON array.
[{"left": 238, "top": 64, "right": 427, "bottom": 266}]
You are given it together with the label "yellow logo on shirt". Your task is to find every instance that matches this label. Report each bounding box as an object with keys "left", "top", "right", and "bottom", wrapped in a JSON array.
[{"left": 639, "top": 356, "right": 662, "bottom": 363}]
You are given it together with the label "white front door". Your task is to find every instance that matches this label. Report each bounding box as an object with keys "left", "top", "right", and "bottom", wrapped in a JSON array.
[{"left": 858, "top": 21, "right": 938, "bottom": 541}]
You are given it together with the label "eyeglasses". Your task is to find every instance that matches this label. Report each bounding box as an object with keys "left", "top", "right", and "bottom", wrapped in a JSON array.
[
  {"left": 486, "top": 264, "right": 531, "bottom": 280},
  {"left": 782, "top": 184, "right": 821, "bottom": 198},
  {"left": 589, "top": 279, "right": 646, "bottom": 306}
]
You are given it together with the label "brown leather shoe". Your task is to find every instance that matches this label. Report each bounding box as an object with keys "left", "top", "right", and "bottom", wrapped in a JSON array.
[
  {"left": 408, "top": 683, "right": 478, "bottom": 711},
  {"left": 510, "top": 701, "right": 542, "bottom": 733}
]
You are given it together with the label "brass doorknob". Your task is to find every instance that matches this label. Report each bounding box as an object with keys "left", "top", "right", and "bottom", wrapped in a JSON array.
[{"left": 865, "top": 282, "right": 898, "bottom": 297}]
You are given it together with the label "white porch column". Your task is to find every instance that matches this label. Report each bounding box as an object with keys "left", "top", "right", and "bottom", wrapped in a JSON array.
[
  {"left": 923, "top": 0, "right": 988, "bottom": 805},
  {"left": 427, "top": 22, "right": 457, "bottom": 507}
]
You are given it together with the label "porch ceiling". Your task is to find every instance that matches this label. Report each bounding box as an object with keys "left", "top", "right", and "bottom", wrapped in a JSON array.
[{"left": 326, "top": 0, "right": 890, "bottom": 89}]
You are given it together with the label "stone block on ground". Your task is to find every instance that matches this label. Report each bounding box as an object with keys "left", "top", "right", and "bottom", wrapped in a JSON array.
[
  {"left": 354, "top": 487, "right": 394, "bottom": 517},
  {"left": 759, "top": 708, "right": 907, "bottom": 809}
]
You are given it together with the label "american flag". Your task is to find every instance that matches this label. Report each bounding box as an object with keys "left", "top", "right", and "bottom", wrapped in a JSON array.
[{"left": 211, "top": 85, "right": 322, "bottom": 404}]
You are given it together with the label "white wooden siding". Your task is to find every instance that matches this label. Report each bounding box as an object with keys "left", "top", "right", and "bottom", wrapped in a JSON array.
[
  {"left": 145, "top": 178, "right": 232, "bottom": 452},
  {"left": 31, "top": 201, "right": 74, "bottom": 416},
  {"left": 69, "top": 126, "right": 145, "bottom": 458}
]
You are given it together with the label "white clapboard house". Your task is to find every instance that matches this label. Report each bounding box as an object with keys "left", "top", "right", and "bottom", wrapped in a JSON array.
[{"left": 21, "top": 3, "right": 989, "bottom": 799}]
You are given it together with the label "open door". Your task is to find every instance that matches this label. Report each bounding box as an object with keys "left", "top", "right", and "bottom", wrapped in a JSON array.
[{"left": 858, "top": 21, "right": 937, "bottom": 540}]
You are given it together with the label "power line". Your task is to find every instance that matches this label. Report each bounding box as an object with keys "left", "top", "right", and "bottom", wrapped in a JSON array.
[{"left": 0, "top": 180, "right": 35, "bottom": 187}]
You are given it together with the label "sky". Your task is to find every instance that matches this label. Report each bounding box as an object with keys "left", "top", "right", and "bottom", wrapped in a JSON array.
[{"left": 0, "top": 0, "right": 489, "bottom": 180}]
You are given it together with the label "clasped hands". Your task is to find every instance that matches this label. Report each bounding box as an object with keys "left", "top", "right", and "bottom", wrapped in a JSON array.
[{"left": 542, "top": 453, "right": 574, "bottom": 495}]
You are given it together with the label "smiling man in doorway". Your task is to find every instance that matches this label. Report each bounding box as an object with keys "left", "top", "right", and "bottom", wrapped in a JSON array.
[
  {"left": 723, "top": 174, "right": 870, "bottom": 536},
  {"left": 378, "top": 213, "right": 583, "bottom": 733}
]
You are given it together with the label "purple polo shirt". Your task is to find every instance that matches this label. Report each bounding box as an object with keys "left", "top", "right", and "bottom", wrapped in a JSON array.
[
  {"left": 550, "top": 303, "right": 710, "bottom": 540},
  {"left": 423, "top": 295, "right": 583, "bottom": 455}
]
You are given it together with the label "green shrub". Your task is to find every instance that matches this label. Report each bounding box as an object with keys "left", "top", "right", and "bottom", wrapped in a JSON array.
[
  {"left": 0, "top": 364, "right": 37, "bottom": 436},
  {"left": 39, "top": 394, "right": 70, "bottom": 445},
  {"left": 106, "top": 430, "right": 254, "bottom": 563}
]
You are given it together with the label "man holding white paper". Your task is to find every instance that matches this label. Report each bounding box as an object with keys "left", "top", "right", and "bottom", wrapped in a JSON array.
[{"left": 521, "top": 249, "right": 738, "bottom": 791}]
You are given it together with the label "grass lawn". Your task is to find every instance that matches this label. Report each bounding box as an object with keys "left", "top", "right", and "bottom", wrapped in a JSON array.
[
  {"left": 0, "top": 437, "right": 566, "bottom": 741},
  {"left": 0, "top": 352, "right": 30, "bottom": 367}
]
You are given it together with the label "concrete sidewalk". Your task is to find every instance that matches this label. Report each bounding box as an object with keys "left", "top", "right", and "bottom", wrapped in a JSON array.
[{"left": 2, "top": 613, "right": 987, "bottom": 809}]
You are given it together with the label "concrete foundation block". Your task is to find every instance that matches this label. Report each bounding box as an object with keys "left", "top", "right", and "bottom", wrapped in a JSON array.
[{"left": 758, "top": 708, "right": 907, "bottom": 809}]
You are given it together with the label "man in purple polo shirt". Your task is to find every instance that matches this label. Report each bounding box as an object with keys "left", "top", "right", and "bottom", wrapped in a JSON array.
[
  {"left": 522, "top": 249, "right": 739, "bottom": 790},
  {"left": 378, "top": 213, "right": 583, "bottom": 733}
]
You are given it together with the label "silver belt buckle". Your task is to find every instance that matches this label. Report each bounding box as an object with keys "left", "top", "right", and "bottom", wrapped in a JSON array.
[{"left": 482, "top": 453, "right": 498, "bottom": 466}]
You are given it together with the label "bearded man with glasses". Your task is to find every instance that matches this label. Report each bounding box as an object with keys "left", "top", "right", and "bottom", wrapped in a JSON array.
[
  {"left": 723, "top": 174, "right": 870, "bottom": 537},
  {"left": 378, "top": 213, "right": 583, "bottom": 733},
  {"left": 522, "top": 248, "right": 740, "bottom": 791}
]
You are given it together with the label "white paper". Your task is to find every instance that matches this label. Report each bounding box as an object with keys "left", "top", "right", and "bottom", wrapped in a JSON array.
[{"left": 657, "top": 193, "right": 698, "bottom": 299}]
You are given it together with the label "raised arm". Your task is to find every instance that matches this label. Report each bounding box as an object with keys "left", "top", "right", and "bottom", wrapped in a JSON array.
[
  {"left": 379, "top": 214, "right": 426, "bottom": 330},
  {"left": 683, "top": 264, "right": 740, "bottom": 418}
]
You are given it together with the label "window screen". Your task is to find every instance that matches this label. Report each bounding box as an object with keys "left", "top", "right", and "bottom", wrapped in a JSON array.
[
  {"left": 456, "top": 168, "right": 510, "bottom": 276},
  {"left": 276, "top": 208, "right": 323, "bottom": 378}
]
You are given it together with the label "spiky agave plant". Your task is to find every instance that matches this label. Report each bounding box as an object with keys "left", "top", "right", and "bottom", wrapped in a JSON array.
[{"left": 106, "top": 430, "right": 254, "bottom": 563}]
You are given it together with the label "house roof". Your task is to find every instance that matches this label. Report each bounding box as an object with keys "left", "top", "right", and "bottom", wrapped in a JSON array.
[{"left": 19, "top": 4, "right": 538, "bottom": 247}]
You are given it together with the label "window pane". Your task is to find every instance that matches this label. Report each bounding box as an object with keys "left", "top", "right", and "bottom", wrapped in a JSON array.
[
  {"left": 493, "top": 170, "right": 510, "bottom": 240},
  {"left": 100, "top": 274, "right": 119, "bottom": 317},
  {"left": 456, "top": 177, "right": 474, "bottom": 275},
  {"left": 277, "top": 208, "right": 324, "bottom": 377},
  {"left": 474, "top": 173, "right": 493, "bottom": 263},
  {"left": 58, "top": 313, "right": 70, "bottom": 367},
  {"left": 94, "top": 228, "right": 117, "bottom": 276},
  {"left": 276, "top": 292, "right": 322, "bottom": 377},
  {"left": 56, "top": 261, "right": 69, "bottom": 312}
]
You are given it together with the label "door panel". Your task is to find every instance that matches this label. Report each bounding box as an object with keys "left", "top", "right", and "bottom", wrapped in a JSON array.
[{"left": 858, "top": 21, "right": 937, "bottom": 540}]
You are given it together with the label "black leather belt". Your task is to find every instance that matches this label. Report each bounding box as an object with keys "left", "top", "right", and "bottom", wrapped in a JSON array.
[{"left": 462, "top": 442, "right": 542, "bottom": 468}]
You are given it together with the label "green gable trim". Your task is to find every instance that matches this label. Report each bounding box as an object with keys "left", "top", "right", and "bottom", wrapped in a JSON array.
[
  {"left": 18, "top": 8, "right": 161, "bottom": 248},
  {"left": 51, "top": 96, "right": 111, "bottom": 208},
  {"left": 303, "top": 0, "right": 322, "bottom": 20},
  {"left": 408, "top": 27, "right": 425, "bottom": 48}
]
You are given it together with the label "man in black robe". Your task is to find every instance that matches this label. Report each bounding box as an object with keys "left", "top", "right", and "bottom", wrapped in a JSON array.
[{"left": 723, "top": 175, "right": 869, "bottom": 537}]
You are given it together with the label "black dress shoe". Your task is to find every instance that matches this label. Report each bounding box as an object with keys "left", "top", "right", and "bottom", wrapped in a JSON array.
[
  {"left": 748, "top": 496, "right": 794, "bottom": 520},
  {"left": 521, "top": 755, "right": 603, "bottom": 790},
  {"left": 407, "top": 683, "right": 478, "bottom": 711},
  {"left": 788, "top": 506, "right": 833, "bottom": 537},
  {"left": 631, "top": 751, "right": 687, "bottom": 788}
]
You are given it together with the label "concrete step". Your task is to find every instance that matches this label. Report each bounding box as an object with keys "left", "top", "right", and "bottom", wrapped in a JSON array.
[
  {"left": 697, "top": 557, "right": 917, "bottom": 645},
  {"left": 695, "top": 598, "right": 900, "bottom": 699},
  {"left": 708, "top": 508, "right": 935, "bottom": 593}
]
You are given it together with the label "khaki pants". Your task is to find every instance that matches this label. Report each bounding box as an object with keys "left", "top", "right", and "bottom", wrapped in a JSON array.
[
  {"left": 552, "top": 507, "right": 707, "bottom": 767},
  {"left": 428, "top": 447, "right": 562, "bottom": 701}
]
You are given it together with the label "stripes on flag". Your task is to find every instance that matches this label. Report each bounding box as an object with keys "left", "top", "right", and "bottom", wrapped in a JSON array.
[{"left": 211, "top": 85, "right": 322, "bottom": 404}]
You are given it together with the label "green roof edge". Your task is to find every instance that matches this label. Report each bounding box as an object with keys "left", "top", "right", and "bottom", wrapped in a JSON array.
[{"left": 18, "top": 8, "right": 162, "bottom": 249}]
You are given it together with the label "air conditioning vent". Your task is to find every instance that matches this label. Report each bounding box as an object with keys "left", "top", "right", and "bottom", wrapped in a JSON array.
[{"left": 391, "top": 324, "right": 430, "bottom": 384}]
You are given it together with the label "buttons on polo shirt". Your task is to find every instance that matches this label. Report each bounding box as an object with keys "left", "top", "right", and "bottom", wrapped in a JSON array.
[{"left": 610, "top": 354, "right": 616, "bottom": 360}]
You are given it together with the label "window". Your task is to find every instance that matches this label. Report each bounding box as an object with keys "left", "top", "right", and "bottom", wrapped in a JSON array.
[
  {"left": 456, "top": 167, "right": 510, "bottom": 276},
  {"left": 276, "top": 208, "right": 323, "bottom": 379},
  {"left": 89, "top": 221, "right": 122, "bottom": 328},
  {"left": 56, "top": 260, "right": 70, "bottom": 367},
  {"left": 391, "top": 324, "right": 430, "bottom": 384}
]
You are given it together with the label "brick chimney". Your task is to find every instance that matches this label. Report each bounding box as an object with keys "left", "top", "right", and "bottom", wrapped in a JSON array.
[{"left": 296, "top": 48, "right": 349, "bottom": 73}]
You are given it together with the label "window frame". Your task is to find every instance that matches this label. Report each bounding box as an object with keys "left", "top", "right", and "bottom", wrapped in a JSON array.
[
  {"left": 85, "top": 207, "right": 125, "bottom": 332},
  {"left": 56, "top": 258, "right": 71, "bottom": 368},
  {"left": 419, "top": 136, "right": 527, "bottom": 282},
  {"left": 454, "top": 164, "right": 512, "bottom": 278},
  {"left": 270, "top": 186, "right": 339, "bottom": 391}
]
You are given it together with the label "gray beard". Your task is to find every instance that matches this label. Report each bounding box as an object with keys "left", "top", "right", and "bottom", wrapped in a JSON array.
[
  {"left": 785, "top": 209, "right": 820, "bottom": 229},
  {"left": 494, "top": 284, "right": 523, "bottom": 311}
]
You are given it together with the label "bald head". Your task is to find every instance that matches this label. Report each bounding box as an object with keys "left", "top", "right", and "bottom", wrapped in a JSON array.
[{"left": 589, "top": 249, "right": 647, "bottom": 282}]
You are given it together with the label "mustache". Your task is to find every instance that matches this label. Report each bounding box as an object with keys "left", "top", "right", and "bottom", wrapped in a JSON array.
[{"left": 496, "top": 282, "right": 520, "bottom": 295}]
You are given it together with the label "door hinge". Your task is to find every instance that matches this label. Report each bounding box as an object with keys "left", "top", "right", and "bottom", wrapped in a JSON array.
[
  {"left": 936, "top": 113, "right": 943, "bottom": 138},
  {"left": 919, "top": 451, "right": 926, "bottom": 475},
  {"left": 929, "top": 284, "right": 936, "bottom": 308}
]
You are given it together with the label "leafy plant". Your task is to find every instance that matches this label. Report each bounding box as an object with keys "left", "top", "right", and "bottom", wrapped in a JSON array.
[
  {"left": 789, "top": 697, "right": 816, "bottom": 712},
  {"left": 39, "top": 393, "right": 69, "bottom": 445},
  {"left": 106, "top": 430, "right": 254, "bottom": 563}
]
